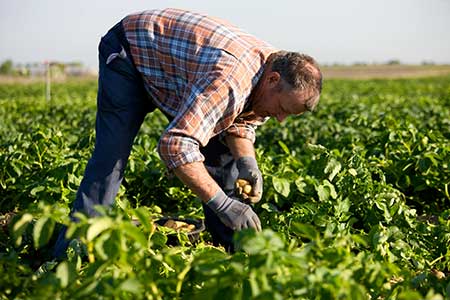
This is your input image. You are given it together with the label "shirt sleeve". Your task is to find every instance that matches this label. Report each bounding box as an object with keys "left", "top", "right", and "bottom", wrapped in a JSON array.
[
  {"left": 158, "top": 68, "right": 248, "bottom": 170},
  {"left": 223, "top": 123, "right": 256, "bottom": 143}
]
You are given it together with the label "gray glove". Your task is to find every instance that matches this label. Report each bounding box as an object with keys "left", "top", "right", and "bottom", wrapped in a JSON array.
[
  {"left": 236, "top": 156, "right": 263, "bottom": 203},
  {"left": 207, "top": 190, "right": 262, "bottom": 231}
]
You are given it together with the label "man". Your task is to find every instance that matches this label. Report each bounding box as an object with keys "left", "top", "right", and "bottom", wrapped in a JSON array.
[{"left": 54, "top": 8, "right": 322, "bottom": 257}]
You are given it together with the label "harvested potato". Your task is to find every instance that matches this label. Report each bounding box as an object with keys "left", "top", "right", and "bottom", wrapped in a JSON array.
[
  {"left": 431, "top": 269, "right": 446, "bottom": 279},
  {"left": 235, "top": 179, "right": 252, "bottom": 195},
  {"left": 163, "top": 219, "right": 196, "bottom": 232},
  {"left": 243, "top": 184, "right": 252, "bottom": 194},
  {"left": 235, "top": 179, "right": 260, "bottom": 204}
]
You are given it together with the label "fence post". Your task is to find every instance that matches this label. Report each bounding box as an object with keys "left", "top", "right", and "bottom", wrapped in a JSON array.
[{"left": 45, "top": 61, "right": 51, "bottom": 101}]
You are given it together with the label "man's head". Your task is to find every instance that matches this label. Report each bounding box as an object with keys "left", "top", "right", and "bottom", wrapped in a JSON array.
[{"left": 251, "top": 51, "right": 322, "bottom": 122}]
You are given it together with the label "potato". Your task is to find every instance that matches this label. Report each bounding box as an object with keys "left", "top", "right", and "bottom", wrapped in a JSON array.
[
  {"left": 243, "top": 184, "right": 252, "bottom": 194},
  {"left": 236, "top": 179, "right": 252, "bottom": 197},
  {"left": 431, "top": 269, "right": 446, "bottom": 279},
  {"left": 163, "top": 219, "right": 196, "bottom": 232},
  {"left": 164, "top": 219, "right": 176, "bottom": 228},
  {"left": 235, "top": 179, "right": 261, "bottom": 203}
]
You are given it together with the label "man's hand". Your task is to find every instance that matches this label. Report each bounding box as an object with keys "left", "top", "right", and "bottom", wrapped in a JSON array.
[
  {"left": 207, "top": 190, "right": 261, "bottom": 231},
  {"left": 236, "top": 156, "right": 263, "bottom": 203}
]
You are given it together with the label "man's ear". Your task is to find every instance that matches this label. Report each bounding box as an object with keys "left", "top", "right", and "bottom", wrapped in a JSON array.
[{"left": 266, "top": 71, "right": 281, "bottom": 88}]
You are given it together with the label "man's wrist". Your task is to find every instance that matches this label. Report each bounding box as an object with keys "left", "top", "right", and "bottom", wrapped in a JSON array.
[
  {"left": 206, "top": 189, "right": 228, "bottom": 211},
  {"left": 225, "top": 135, "right": 255, "bottom": 159}
]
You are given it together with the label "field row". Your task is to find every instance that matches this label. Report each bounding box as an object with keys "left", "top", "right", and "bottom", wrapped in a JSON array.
[{"left": 0, "top": 77, "right": 449, "bottom": 299}]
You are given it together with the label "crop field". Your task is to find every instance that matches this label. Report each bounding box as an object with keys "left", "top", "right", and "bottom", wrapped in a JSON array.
[{"left": 0, "top": 75, "right": 449, "bottom": 299}]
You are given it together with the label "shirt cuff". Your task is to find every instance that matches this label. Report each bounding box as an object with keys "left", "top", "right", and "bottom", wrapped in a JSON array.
[
  {"left": 157, "top": 134, "right": 205, "bottom": 170},
  {"left": 223, "top": 123, "right": 256, "bottom": 143}
]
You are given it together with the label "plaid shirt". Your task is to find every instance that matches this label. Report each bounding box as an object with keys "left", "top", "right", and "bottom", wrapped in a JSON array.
[{"left": 122, "top": 8, "right": 276, "bottom": 170}]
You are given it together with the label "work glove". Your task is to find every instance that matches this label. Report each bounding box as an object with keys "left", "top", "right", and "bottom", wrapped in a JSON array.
[
  {"left": 207, "top": 189, "right": 262, "bottom": 231},
  {"left": 236, "top": 156, "right": 263, "bottom": 203}
]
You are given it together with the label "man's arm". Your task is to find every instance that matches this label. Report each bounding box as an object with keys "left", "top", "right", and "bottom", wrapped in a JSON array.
[
  {"left": 173, "top": 161, "right": 261, "bottom": 231},
  {"left": 173, "top": 135, "right": 256, "bottom": 201},
  {"left": 173, "top": 161, "right": 220, "bottom": 203},
  {"left": 225, "top": 135, "right": 256, "bottom": 159}
]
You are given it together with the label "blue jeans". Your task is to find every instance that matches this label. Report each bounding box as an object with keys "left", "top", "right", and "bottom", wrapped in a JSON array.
[{"left": 53, "top": 23, "right": 238, "bottom": 257}]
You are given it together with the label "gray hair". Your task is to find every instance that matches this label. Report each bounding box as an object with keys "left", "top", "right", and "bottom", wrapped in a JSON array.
[{"left": 271, "top": 51, "right": 323, "bottom": 111}]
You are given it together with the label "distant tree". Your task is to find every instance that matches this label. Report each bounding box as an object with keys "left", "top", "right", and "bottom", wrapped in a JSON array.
[
  {"left": 421, "top": 60, "right": 435, "bottom": 66},
  {"left": 386, "top": 59, "right": 401, "bottom": 65},
  {"left": 0, "top": 59, "right": 14, "bottom": 74}
]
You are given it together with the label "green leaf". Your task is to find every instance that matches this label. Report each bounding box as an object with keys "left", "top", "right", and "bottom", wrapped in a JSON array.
[
  {"left": 278, "top": 140, "right": 290, "bottom": 155},
  {"left": 291, "top": 223, "right": 319, "bottom": 241},
  {"left": 351, "top": 234, "right": 368, "bottom": 247},
  {"left": 133, "top": 207, "right": 152, "bottom": 231},
  {"left": 324, "top": 158, "right": 341, "bottom": 182},
  {"left": 326, "top": 180, "right": 337, "bottom": 199},
  {"left": 348, "top": 168, "right": 357, "bottom": 176},
  {"left": 33, "top": 216, "right": 55, "bottom": 249},
  {"left": 335, "top": 197, "right": 350, "bottom": 215},
  {"left": 249, "top": 272, "right": 260, "bottom": 296},
  {"left": 56, "top": 261, "right": 76, "bottom": 288},
  {"left": 12, "top": 213, "right": 33, "bottom": 246},
  {"left": 121, "top": 222, "right": 147, "bottom": 247},
  {"left": 129, "top": 159, "right": 135, "bottom": 173},
  {"left": 272, "top": 177, "right": 290, "bottom": 198},
  {"left": 316, "top": 180, "right": 337, "bottom": 201},
  {"left": 12, "top": 213, "right": 32, "bottom": 232},
  {"left": 119, "top": 278, "right": 143, "bottom": 294},
  {"left": 194, "top": 247, "right": 228, "bottom": 270},
  {"left": 294, "top": 177, "right": 307, "bottom": 193},
  {"left": 423, "top": 152, "right": 439, "bottom": 167},
  {"left": 151, "top": 231, "right": 168, "bottom": 247},
  {"left": 239, "top": 229, "right": 284, "bottom": 254},
  {"left": 260, "top": 202, "right": 279, "bottom": 213},
  {"left": 397, "top": 290, "right": 423, "bottom": 300},
  {"left": 30, "top": 185, "right": 45, "bottom": 196},
  {"left": 86, "top": 217, "right": 114, "bottom": 241},
  {"left": 316, "top": 184, "right": 329, "bottom": 202},
  {"left": 306, "top": 143, "right": 328, "bottom": 155},
  {"left": 93, "top": 231, "right": 112, "bottom": 261}
]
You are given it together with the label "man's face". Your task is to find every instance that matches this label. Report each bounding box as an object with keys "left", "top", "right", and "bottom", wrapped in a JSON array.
[{"left": 251, "top": 72, "right": 318, "bottom": 123}]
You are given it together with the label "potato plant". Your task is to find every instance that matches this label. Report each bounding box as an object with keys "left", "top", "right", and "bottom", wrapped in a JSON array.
[{"left": 0, "top": 76, "right": 449, "bottom": 299}]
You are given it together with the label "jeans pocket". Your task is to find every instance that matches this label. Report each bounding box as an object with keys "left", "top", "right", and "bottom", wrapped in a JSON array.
[
  {"left": 106, "top": 47, "right": 127, "bottom": 65},
  {"left": 98, "top": 32, "right": 122, "bottom": 62},
  {"left": 99, "top": 37, "right": 137, "bottom": 80}
]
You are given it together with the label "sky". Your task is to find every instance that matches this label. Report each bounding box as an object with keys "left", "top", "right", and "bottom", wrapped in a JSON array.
[{"left": 1, "top": 0, "right": 449, "bottom": 68}]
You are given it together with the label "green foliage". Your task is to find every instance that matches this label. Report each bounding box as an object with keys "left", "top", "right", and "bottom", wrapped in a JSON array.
[
  {"left": 1, "top": 77, "right": 450, "bottom": 299},
  {"left": 0, "top": 60, "right": 14, "bottom": 75}
]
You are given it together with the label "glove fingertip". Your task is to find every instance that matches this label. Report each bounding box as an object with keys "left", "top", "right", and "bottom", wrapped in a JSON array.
[{"left": 253, "top": 216, "right": 262, "bottom": 232}]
